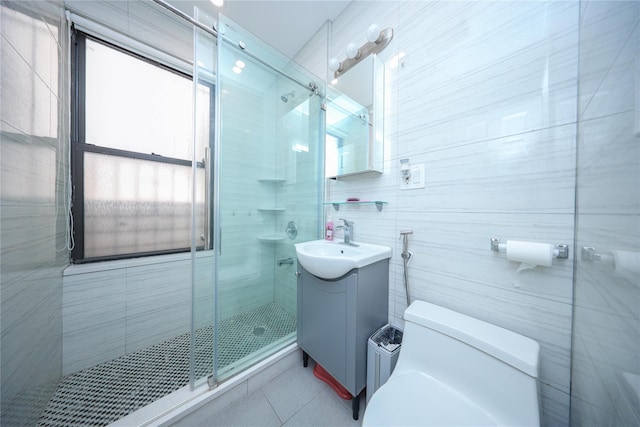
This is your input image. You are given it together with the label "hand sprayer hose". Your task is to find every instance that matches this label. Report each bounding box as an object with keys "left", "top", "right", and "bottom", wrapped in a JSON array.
[{"left": 399, "top": 231, "right": 413, "bottom": 306}]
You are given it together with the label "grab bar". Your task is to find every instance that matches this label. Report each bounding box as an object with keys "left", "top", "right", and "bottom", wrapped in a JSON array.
[{"left": 277, "top": 257, "right": 294, "bottom": 266}]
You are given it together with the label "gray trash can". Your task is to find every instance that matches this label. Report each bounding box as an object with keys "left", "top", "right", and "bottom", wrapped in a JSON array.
[{"left": 366, "top": 324, "right": 403, "bottom": 404}]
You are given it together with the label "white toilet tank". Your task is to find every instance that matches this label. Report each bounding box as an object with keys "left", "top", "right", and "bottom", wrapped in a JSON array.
[{"left": 364, "top": 301, "right": 541, "bottom": 426}]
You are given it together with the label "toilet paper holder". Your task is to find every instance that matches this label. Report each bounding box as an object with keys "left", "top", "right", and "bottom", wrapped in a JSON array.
[
  {"left": 581, "top": 246, "right": 603, "bottom": 263},
  {"left": 490, "top": 238, "right": 569, "bottom": 259},
  {"left": 580, "top": 246, "right": 615, "bottom": 267}
]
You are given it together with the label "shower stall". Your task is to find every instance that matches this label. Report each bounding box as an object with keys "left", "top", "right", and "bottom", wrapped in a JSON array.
[
  {"left": 0, "top": 2, "right": 324, "bottom": 426},
  {"left": 192, "top": 10, "right": 325, "bottom": 386}
]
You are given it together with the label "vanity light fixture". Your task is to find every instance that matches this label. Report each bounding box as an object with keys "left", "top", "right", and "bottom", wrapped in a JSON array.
[
  {"left": 328, "top": 58, "right": 341, "bottom": 73},
  {"left": 346, "top": 42, "right": 361, "bottom": 60},
  {"left": 329, "top": 23, "right": 394, "bottom": 79}
]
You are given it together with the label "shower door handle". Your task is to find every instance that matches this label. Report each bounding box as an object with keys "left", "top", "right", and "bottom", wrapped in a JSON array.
[{"left": 204, "top": 147, "right": 212, "bottom": 250}]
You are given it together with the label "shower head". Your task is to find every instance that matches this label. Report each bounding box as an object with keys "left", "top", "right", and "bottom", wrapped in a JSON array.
[{"left": 280, "top": 90, "right": 295, "bottom": 103}]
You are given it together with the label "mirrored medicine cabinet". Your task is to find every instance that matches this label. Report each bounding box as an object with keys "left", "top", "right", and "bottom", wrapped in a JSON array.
[{"left": 325, "top": 54, "right": 384, "bottom": 179}]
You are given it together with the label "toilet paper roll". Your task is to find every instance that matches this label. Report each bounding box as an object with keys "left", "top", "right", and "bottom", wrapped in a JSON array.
[
  {"left": 506, "top": 240, "right": 554, "bottom": 271},
  {"left": 612, "top": 250, "right": 640, "bottom": 287}
]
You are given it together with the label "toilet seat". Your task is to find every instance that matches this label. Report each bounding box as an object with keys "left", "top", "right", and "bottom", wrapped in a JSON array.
[{"left": 363, "top": 372, "right": 498, "bottom": 427}]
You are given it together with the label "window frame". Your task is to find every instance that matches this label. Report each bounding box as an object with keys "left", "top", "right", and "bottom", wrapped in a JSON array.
[{"left": 70, "top": 29, "right": 213, "bottom": 263}]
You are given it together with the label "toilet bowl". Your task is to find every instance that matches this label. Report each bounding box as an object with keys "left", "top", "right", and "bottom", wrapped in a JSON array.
[{"left": 363, "top": 301, "right": 541, "bottom": 426}]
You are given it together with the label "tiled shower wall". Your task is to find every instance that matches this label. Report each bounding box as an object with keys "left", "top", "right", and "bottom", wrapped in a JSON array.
[
  {"left": 62, "top": 254, "right": 216, "bottom": 376},
  {"left": 297, "top": 2, "right": 579, "bottom": 425},
  {"left": 0, "top": 0, "right": 68, "bottom": 424},
  {"left": 572, "top": 1, "right": 640, "bottom": 425}
]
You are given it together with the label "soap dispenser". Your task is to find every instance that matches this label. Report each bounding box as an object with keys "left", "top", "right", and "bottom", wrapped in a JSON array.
[{"left": 325, "top": 217, "right": 334, "bottom": 241}]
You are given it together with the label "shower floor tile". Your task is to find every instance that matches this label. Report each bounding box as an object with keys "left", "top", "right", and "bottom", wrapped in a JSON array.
[{"left": 36, "top": 303, "right": 296, "bottom": 427}]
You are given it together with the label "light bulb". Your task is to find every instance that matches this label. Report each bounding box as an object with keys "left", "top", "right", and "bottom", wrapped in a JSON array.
[
  {"left": 329, "top": 57, "right": 340, "bottom": 72},
  {"left": 346, "top": 42, "right": 360, "bottom": 59},
  {"left": 367, "top": 24, "right": 381, "bottom": 43}
]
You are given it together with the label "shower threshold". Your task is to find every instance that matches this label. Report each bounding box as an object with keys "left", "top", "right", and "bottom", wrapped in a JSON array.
[{"left": 36, "top": 303, "right": 296, "bottom": 427}]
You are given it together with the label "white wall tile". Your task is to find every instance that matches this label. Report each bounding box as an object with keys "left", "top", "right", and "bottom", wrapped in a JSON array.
[
  {"left": 0, "top": 33, "right": 55, "bottom": 138},
  {"left": 572, "top": 1, "right": 640, "bottom": 424},
  {"left": 397, "top": 125, "right": 577, "bottom": 214},
  {"left": 63, "top": 270, "right": 126, "bottom": 375},
  {"left": 393, "top": 212, "right": 575, "bottom": 304},
  {"left": 578, "top": 0, "right": 639, "bottom": 120},
  {"left": 577, "top": 112, "right": 640, "bottom": 215},
  {"left": 297, "top": 2, "right": 581, "bottom": 425},
  {"left": 62, "top": 258, "right": 199, "bottom": 372},
  {"left": 125, "top": 261, "right": 191, "bottom": 353},
  {"left": 0, "top": 1, "right": 67, "bottom": 420}
]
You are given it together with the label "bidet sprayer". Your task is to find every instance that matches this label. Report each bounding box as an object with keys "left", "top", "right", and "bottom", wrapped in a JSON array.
[
  {"left": 400, "top": 230, "right": 414, "bottom": 306},
  {"left": 400, "top": 230, "right": 413, "bottom": 260}
]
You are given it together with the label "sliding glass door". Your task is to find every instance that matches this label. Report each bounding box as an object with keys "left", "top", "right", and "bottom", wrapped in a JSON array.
[{"left": 192, "top": 10, "right": 324, "bottom": 386}]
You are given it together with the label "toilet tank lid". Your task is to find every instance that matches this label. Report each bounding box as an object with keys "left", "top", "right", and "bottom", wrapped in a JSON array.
[{"left": 404, "top": 301, "right": 540, "bottom": 378}]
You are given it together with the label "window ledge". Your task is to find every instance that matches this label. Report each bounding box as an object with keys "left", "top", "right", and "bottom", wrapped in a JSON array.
[{"left": 64, "top": 250, "right": 215, "bottom": 276}]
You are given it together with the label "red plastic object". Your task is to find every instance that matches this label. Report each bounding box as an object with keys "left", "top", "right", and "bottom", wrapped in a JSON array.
[{"left": 313, "top": 364, "right": 352, "bottom": 400}]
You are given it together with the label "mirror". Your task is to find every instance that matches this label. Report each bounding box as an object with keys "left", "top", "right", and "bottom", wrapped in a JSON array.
[{"left": 325, "top": 55, "right": 384, "bottom": 179}]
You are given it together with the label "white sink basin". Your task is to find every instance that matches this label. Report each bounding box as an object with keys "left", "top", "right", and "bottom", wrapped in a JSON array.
[{"left": 295, "top": 239, "right": 392, "bottom": 279}]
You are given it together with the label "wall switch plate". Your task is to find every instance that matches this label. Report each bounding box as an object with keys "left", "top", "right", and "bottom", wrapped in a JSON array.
[{"left": 400, "top": 163, "right": 426, "bottom": 190}]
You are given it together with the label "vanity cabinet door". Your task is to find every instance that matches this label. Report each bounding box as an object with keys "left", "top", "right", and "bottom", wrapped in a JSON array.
[{"left": 298, "top": 269, "right": 357, "bottom": 387}]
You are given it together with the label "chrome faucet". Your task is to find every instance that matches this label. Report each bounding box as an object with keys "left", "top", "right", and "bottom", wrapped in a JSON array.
[{"left": 336, "top": 218, "right": 356, "bottom": 246}]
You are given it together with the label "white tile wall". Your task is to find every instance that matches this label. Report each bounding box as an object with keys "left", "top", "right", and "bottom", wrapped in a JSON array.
[
  {"left": 63, "top": 269, "right": 127, "bottom": 375},
  {"left": 296, "top": 2, "right": 582, "bottom": 425},
  {"left": 0, "top": 0, "right": 67, "bottom": 422},
  {"left": 572, "top": 2, "right": 640, "bottom": 425},
  {"left": 125, "top": 262, "right": 191, "bottom": 353},
  {"left": 62, "top": 254, "right": 203, "bottom": 375}
]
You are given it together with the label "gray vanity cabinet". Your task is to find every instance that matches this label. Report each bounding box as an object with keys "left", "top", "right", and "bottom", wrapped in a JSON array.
[{"left": 296, "top": 259, "right": 389, "bottom": 419}]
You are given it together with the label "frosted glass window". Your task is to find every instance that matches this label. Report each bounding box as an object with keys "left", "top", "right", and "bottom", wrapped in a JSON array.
[
  {"left": 71, "top": 32, "right": 212, "bottom": 262},
  {"left": 83, "top": 153, "right": 205, "bottom": 258}
]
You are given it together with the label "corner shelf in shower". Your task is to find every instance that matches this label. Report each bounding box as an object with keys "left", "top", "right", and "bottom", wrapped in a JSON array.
[
  {"left": 258, "top": 178, "right": 286, "bottom": 184},
  {"left": 325, "top": 201, "right": 388, "bottom": 212},
  {"left": 257, "top": 235, "right": 285, "bottom": 242},
  {"left": 257, "top": 207, "right": 285, "bottom": 212}
]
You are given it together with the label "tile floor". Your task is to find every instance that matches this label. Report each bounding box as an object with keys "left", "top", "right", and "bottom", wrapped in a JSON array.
[
  {"left": 173, "top": 358, "right": 365, "bottom": 427},
  {"left": 32, "top": 304, "right": 296, "bottom": 427}
]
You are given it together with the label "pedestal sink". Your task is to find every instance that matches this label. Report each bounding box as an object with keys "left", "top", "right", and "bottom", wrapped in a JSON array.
[{"left": 294, "top": 239, "right": 392, "bottom": 279}]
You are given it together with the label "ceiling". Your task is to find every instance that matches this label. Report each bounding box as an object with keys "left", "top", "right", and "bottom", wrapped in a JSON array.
[{"left": 167, "top": 0, "right": 351, "bottom": 58}]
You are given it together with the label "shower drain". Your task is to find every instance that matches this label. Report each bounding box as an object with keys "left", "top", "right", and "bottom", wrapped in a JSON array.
[{"left": 253, "top": 326, "right": 266, "bottom": 336}]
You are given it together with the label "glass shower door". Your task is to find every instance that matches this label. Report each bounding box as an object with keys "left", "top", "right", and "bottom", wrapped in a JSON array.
[
  {"left": 191, "top": 8, "right": 217, "bottom": 388},
  {"left": 209, "top": 14, "right": 324, "bottom": 383}
]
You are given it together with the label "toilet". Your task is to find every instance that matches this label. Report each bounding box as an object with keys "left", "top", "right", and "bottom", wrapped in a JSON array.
[{"left": 363, "top": 301, "right": 541, "bottom": 426}]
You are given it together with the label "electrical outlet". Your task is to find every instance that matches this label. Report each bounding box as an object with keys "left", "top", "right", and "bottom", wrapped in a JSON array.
[{"left": 400, "top": 163, "right": 426, "bottom": 190}]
